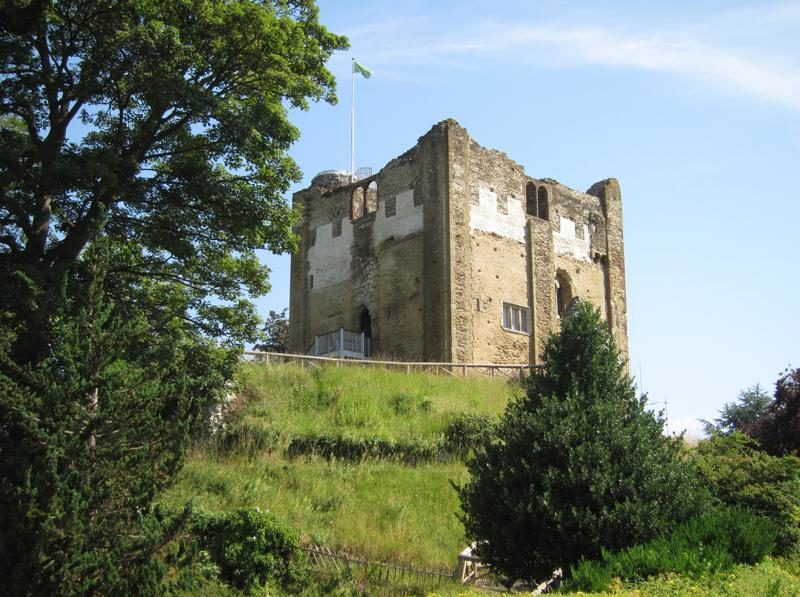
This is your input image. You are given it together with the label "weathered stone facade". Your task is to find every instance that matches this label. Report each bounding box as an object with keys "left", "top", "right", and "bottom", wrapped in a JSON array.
[{"left": 289, "top": 120, "right": 628, "bottom": 364}]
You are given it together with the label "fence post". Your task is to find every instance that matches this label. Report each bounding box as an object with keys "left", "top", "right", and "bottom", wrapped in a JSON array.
[
  {"left": 339, "top": 327, "right": 344, "bottom": 358},
  {"left": 314, "top": 335, "right": 319, "bottom": 356}
]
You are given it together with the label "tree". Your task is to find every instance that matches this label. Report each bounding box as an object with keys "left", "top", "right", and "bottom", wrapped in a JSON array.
[
  {"left": 0, "top": 1, "right": 346, "bottom": 592},
  {"left": 701, "top": 384, "right": 772, "bottom": 435},
  {"left": 457, "top": 301, "right": 701, "bottom": 583},
  {"left": 254, "top": 308, "right": 289, "bottom": 353},
  {"left": 0, "top": 243, "right": 239, "bottom": 593},
  {"left": 747, "top": 368, "right": 800, "bottom": 457},
  {"left": 0, "top": 0, "right": 348, "bottom": 360}
]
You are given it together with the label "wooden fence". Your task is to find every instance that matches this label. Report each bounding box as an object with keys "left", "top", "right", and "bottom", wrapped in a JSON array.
[
  {"left": 301, "top": 543, "right": 456, "bottom": 592},
  {"left": 242, "top": 351, "right": 539, "bottom": 381}
]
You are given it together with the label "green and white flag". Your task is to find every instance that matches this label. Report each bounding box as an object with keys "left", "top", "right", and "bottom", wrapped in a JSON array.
[{"left": 353, "top": 60, "right": 372, "bottom": 79}]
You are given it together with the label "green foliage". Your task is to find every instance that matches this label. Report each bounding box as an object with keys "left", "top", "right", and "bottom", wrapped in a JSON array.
[
  {"left": 748, "top": 368, "right": 800, "bottom": 457},
  {"left": 1, "top": 2, "right": 345, "bottom": 592},
  {"left": 0, "top": 254, "right": 238, "bottom": 594},
  {"left": 193, "top": 508, "right": 304, "bottom": 592},
  {"left": 254, "top": 309, "right": 290, "bottom": 353},
  {"left": 443, "top": 412, "right": 496, "bottom": 458},
  {"left": 702, "top": 384, "right": 772, "bottom": 435},
  {"left": 457, "top": 301, "right": 703, "bottom": 583},
  {"left": 0, "top": 0, "right": 348, "bottom": 354},
  {"left": 691, "top": 432, "right": 800, "bottom": 554},
  {"left": 567, "top": 507, "right": 778, "bottom": 592}
]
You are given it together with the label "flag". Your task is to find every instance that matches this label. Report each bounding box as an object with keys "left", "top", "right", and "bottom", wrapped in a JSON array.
[{"left": 353, "top": 60, "right": 372, "bottom": 79}]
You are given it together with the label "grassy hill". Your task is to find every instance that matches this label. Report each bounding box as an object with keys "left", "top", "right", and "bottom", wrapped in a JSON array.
[
  {"left": 161, "top": 361, "right": 800, "bottom": 595},
  {"left": 163, "top": 362, "right": 521, "bottom": 570}
]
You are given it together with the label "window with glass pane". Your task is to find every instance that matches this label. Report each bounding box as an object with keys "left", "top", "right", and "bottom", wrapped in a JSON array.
[{"left": 502, "top": 302, "right": 530, "bottom": 334}]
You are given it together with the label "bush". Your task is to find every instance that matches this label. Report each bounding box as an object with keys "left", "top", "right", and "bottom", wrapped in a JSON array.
[
  {"left": 443, "top": 412, "right": 496, "bottom": 458},
  {"left": 192, "top": 508, "right": 305, "bottom": 592},
  {"left": 691, "top": 432, "right": 800, "bottom": 554},
  {"left": 568, "top": 506, "right": 778, "bottom": 592},
  {"left": 457, "top": 301, "right": 703, "bottom": 583}
]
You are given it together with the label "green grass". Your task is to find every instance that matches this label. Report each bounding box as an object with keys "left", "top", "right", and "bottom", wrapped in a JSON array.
[
  {"left": 235, "top": 362, "right": 519, "bottom": 442},
  {"left": 166, "top": 454, "right": 469, "bottom": 568},
  {"left": 163, "top": 363, "right": 800, "bottom": 595},
  {"left": 163, "top": 362, "right": 520, "bottom": 570}
]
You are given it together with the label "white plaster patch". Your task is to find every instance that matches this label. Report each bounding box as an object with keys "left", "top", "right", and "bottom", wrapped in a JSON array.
[
  {"left": 373, "top": 189, "right": 423, "bottom": 246},
  {"left": 307, "top": 218, "right": 353, "bottom": 289},
  {"left": 469, "top": 184, "right": 525, "bottom": 243},
  {"left": 553, "top": 215, "right": 591, "bottom": 262}
]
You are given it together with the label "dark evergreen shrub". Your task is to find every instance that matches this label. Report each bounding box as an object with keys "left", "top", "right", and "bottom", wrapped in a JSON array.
[{"left": 457, "top": 301, "right": 703, "bottom": 583}]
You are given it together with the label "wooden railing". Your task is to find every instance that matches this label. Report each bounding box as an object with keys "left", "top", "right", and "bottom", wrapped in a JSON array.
[
  {"left": 301, "top": 543, "right": 455, "bottom": 591},
  {"left": 242, "top": 351, "right": 539, "bottom": 380}
]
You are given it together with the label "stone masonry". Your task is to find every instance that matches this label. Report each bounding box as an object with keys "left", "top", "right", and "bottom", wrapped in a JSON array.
[{"left": 288, "top": 120, "right": 628, "bottom": 364}]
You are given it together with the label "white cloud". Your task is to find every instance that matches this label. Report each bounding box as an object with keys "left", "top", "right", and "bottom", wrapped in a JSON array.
[{"left": 345, "top": 6, "right": 800, "bottom": 111}]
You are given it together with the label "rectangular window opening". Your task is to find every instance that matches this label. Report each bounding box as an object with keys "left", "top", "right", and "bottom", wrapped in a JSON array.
[{"left": 502, "top": 302, "right": 530, "bottom": 334}]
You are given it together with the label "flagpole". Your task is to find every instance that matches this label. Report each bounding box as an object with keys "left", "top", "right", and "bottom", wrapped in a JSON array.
[{"left": 351, "top": 57, "right": 355, "bottom": 177}]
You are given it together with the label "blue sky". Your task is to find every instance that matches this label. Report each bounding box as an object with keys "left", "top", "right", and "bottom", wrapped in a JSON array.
[{"left": 257, "top": 0, "right": 800, "bottom": 436}]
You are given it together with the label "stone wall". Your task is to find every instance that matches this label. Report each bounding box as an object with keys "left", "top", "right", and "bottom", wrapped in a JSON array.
[{"left": 289, "top": 120, "right": 628, "bottom": 364}]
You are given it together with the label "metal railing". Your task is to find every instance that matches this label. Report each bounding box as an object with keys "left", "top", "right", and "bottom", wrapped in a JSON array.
[{"left": 306, "top": 328, "right": 371, "bottom": 358}]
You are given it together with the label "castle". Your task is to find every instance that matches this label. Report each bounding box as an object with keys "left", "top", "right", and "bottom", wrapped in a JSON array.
[{"left": 289, "top": 120, "right": 628, "bottom": 364}]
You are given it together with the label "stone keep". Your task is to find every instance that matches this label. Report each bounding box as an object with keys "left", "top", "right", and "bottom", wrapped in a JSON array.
[{"left": 289, "top": 119, "right": 628, "bottom": 364}]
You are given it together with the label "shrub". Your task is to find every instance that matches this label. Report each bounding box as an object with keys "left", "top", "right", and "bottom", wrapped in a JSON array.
[
  {"left": 443, "top": 412, "right": 496, "bottom": 458},
  {"left": 192, "top": 508, "right": 304, "bottom": 592},
  {"left": 457, "top": 301, "right": 703, "bottom": 583},
  {"left": 691, "top": 432, "right": 800, "bottom": 554},
  {"left": 567, "top": 506, "right": 778, "bottom": 592}
]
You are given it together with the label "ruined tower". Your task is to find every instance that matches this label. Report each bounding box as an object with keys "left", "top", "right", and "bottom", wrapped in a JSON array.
[{"left": 289, "top": 119, "right": 628, "bottom": 364}]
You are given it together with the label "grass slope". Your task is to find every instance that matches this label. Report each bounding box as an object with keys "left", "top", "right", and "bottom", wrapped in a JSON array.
[{"left": 163, "top": 362, "right": 520, "bottom": 569}]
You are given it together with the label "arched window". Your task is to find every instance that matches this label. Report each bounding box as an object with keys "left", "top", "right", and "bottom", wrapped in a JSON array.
[
  {"left": 537, "top": 186, "right": 549, "bottom": 221},
  {"left": 556, "top": 271, "right": 573, "bottom": 317},
  {"left": 365, "top": 180, "right": 378, "bottom": 214},
  {"left": 525, "top": 182, "right": 537, "bottom": 216},
  {"left": 351, "top": 187, "right": 364, "bottom": 219}
]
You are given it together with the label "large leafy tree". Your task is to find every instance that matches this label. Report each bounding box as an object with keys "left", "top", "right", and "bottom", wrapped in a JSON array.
[
  {"left": 0, "top": 0, "right": 348, "bottom": 359},
  {"left": 0, "top": 1, "right": 346, "bottom": 592},
  {"left": 457, "top": 301, "right": 701, "bottom": 583}
]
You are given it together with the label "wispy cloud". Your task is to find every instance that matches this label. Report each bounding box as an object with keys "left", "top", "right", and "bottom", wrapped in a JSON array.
[{"left": 344, "top": 4, "right": 800, "bottom": 111}]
